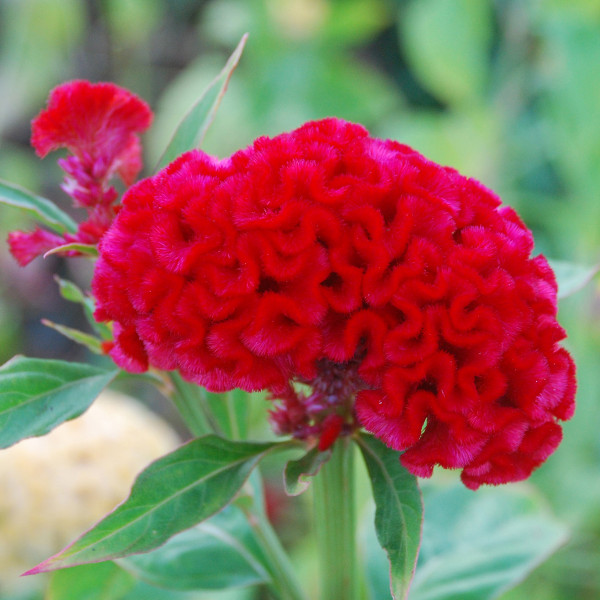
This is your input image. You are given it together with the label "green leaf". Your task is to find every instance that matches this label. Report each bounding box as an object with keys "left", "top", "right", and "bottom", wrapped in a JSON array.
[
  {"left": 0, "top": 356, "right": 118, "bottom": 449},
  {"left": 0, "top": 178, "right": 77, "bottom": 234},
  {"left": 41, "top": 319, "right": 104, "bottom": 354},
  {"left": 54, "top": 276, "right": 113, "bottom": 340},
  {"left": 55, "top": 275, "right": 88, "bottom": 303},
  {"left": 156, "top": 33, "right": 248, "bottom": 169},
  {"left": 119, "top": 504, "right": 270, "bottom": 590},
  {"left": 548, "top": 259, "right": 600, "bottom": 299},
  {"left": 44, "top": 242, "right": 99, "bottom": 258},
  {"left": 27, "top": 435, "right": 281, "bottom": 573},
  {"left": 1, "top": 590, "right": 43, "bottom": 600},
  {"left": 120, "top": 580, "right": 213, "bottom": 600},
  {"left": 408, "top": 483, "right": 569, "bottom": 600},
  {"left": 46, "top": 561, "right": 213, "bottom": 600},
  {"left": 357, "top": 433, "right": 423, "bottom": 600},
  {"left": 400, "top": 0, "right": 493, "bottom": 105},
  {"left": 47, "top": 562, "right": 136, "bottom": 600},
  {"left": 360, "top": 500, "right": 398, "bottom": 600},
  {"left": 284, "top": 446, "right": 332, "bottom": 496}
]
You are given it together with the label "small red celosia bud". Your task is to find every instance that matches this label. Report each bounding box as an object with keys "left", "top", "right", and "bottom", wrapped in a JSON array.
[
  {"left": 92, "top": 118, "right": 576, "bottom": 489},
  {"left": 31, "top": 80, "right": 152, "bottom": 185},
  {"left": 9, "top": 81, "right": 154, "bottom": 266}
]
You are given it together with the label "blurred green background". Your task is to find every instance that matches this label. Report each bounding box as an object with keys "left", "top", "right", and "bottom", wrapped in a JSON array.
[{"left": 1, "top": 0, "right": 600, "bottom": 598}]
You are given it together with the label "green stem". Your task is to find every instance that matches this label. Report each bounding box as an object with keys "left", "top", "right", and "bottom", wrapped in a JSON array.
[
  {"left": 313, "top": 437, "right": 359, "bottom": 600},
  {"left": 167, "top": 372, "right": 218, "bottom": 437},
  {"left": 241, "top": 506, "right": 307, "bottom": 600}
]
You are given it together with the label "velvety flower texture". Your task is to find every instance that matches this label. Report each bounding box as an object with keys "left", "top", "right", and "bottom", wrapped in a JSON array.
[
  {"left": 8, "top": 81, "right": 152, "bottom": 265},
  {"left": 93, "top": 118, "right": 576, "bottom": 488}
]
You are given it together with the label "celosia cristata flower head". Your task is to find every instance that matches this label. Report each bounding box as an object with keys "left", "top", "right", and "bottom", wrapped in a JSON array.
[
  {"left": 31, "top": 80, "right": 152, "bottom": 186},
  {"left": 8, "top": 81, "right": 153, "bottom": 266},
  {"left": 92, "top": 118, "right": 576, "bottom": 489}
]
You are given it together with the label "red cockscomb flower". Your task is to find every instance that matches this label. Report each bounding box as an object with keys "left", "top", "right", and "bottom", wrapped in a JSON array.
[
  {"left": 92, "top": 118, "right": 576, "bottom": 489},
  {"left": 8, "top": 81, "right": 152, "bottom": 266},
  {"left": 32, "top": 80, "right": 152, "bottom": 188}
]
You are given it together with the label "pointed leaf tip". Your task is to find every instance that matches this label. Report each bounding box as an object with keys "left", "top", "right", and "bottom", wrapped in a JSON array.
[
  {"left": 22, "top": 559, "right": 55, "bottom": 577},
  {"left": 43, "top": 242, "right": 99, "bottom": 259},
  {"left": 548, "top": 258, "right": 600, "bottom": 299},
  {"left": 0, "top": 356, "right": 118, "bottom": 448},
  {"left": 27, "top": 435, "right": 282, "bottom": 572},
  {"left": 156, "top": 33, "right": 249, "bottom": 169},
  {"left": 41, "top": 319, "right": 104, "bottom": 354}
]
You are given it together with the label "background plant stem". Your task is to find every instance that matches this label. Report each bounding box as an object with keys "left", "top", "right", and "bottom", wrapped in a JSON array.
[
  {"left": 167, "top": 372, "right": 218, "bottom": 437},
  {"left": 241, "top": 506, "right": 308, "bottom": 600},
  {"left": 313, "top": 437, "right": 359, "bottom": 600}
]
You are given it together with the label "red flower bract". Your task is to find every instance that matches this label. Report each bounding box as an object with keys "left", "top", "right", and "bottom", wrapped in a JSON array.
[
  {"left": 92, "top": 118, "right": 576, "bottom": 489},
  {"left": 7, "top": 228, "right": 65, "bottom": 267}
]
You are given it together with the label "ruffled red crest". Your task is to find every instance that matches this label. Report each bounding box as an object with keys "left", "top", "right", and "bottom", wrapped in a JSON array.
[
  {"left": 92, "top": 118, "right": 576, "bottom": 489},
  {"left": 31, "top": 80, "right": 152, "bottom": 185}
]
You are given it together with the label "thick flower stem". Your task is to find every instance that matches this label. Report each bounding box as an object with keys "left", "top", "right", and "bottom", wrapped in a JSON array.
[
  {"left": 313, "top": 437, "right": 359, "bottom": 600},
  {"left": 241, "top": 507, "right": 307, "bottom": 600}
]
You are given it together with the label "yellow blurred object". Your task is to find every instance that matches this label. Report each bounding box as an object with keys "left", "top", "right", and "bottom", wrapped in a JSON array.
[
  {"left": 266, "top": 0, "right": 329, "bottom": 39},
  {"left": 0, "top": 390, "right": 179, "bottom": 593}
]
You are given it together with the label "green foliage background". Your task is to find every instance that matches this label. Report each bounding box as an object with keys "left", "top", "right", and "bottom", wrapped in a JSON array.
[{"left": 0, "top": 0, "right": 599, "bottom": 598}]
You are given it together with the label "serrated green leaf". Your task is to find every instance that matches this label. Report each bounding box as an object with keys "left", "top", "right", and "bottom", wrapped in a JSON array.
[
  {"left": 44, "top": 242, "right": 99, "bottom": 258},
  {"left": 0, "top": 178, "right": 77, "bottom": 234},
  {"left": 357, "top": 433, "right": 423, "bottom": 600},
  {"left": 0, "top": 356, "right": 118, "bottom": 449},
  {"left": 156, "top": 33, "right": 248, "bottom": 169},
  {"left": 548, "top": 259, "right": 600, "bottom": 299},
  {"left": 54, "top": 276, "right": 113, "bottom": 340},
  {"left": 408, "top": 483, "right": 569, "bottom": 600},
  {"left": 400, "top": 0, "right": 493, "bottom": 105},
  {"left": 284, "top": 446, "right": 332, "bottom": 496},
  {"left": 47, "top": 562, "right": 136, "bottom": 600},
  {"left": 119, "top": 504, "right": 270, "bottom": 590},
  {"left": 27, "top": 435, "right": 282, "bottom": 573},
  {"left": 41, "top": 319, "right": 103, "bottom": 354}
]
